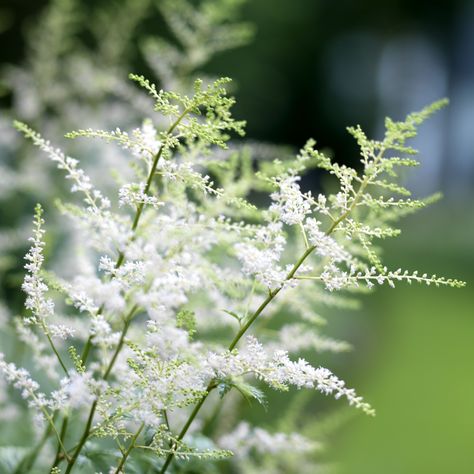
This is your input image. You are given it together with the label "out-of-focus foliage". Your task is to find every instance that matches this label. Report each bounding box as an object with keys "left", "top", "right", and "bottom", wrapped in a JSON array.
[{"left": 0, "top": 0, "right": 255, "bottom": 279}]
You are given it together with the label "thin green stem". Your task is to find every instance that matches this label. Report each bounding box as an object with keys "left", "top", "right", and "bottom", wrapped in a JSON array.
[
  {"left": 162, "top": 410, "right": 171, "bottom": 432},
  {"left": 299, "top": 222, "right": 310, "bottom": 249},
  {"left": 64, "top": 400, "right": 97, "bottom": 474},
  {"left": 80, "top": 303, "right": 104, "bottom": 363},
  {"left": 64, "top": 305, "right": 139, "bottom": 473},
  {"left": 130, "top": 106, "right": 190, "bottom": 236},
  {"left": 230, "top": 244, "right": 316, "bottom": 350},
  {"left": 37, "top": 403, "right": 70, "bottom": 462},
  {"left": 243, "top": 279, "right": 256, "bottom": 320},
  {"left": 294, "top": 275, "right": 321, "bottom": 280},
  {"left": 158, "top": 385, "right": 213, "bottom": 474},
  {"left": 43, "top": 324, "right": 69, "bottom": 376},
  {"left": 51, "top": 415, "right": 69, "bottom": 470},
  {"left": 103, "top": 305, "right": 138, "bottom": 380},
  {"left": 113, "top": 423, "right": 145, "bottom": 474}
]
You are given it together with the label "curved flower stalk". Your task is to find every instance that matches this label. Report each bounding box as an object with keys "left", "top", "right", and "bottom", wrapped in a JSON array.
[{"left": 0, "top": 74, "right": 464, "bottom": 474}]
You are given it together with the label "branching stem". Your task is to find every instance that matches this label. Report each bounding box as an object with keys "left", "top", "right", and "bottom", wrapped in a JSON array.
[
  {"left": 157, "top": 152, "right": 380, "bottom": 473},
  {"left": 113, "top": 423, "right": 145, "bottom": 474},
  {"left": 63, "top": 107, "right": 191, "bottom": 474}
]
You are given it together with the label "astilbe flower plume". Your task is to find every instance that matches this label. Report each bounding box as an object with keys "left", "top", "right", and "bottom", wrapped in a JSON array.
[{"left": 0, "top": 73, "right": 464, "bottom": 474}]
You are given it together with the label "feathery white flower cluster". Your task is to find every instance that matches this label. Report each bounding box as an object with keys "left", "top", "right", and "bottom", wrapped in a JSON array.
[
  {"left": 90, "top": 315, "right": 120, "bottom": 347},
  {"left": 22, "top": 205, "right": 54, "bottom": 325},
  {"left": 99, "top": 256, "right": 147, "bottom": 288},
  {"left": 270, "top": 176, "right": 311, "bottom": 225},
  {"left": 235, "top": 222, "right": 287, "bottom": 289},
  {"left": 304, "top": 218, "right": 350, "bottom": 263},
  {"left": 13, "top": 122, "right": 110, "bottom": 210},
  {"left": 64, "top": 121, "right": 161, "bottom": 163},
  {"left": 208, "top": 336, "right": 374, "bottom": 415},
  {"left": 119, "top": 182, "right": 164, "bottom": 209},
  {"left": 219, "top": 422, "right": 317, "bottom": 458},
  {"left": 0, "top": 354, "right": 41, "bottom": 402},
  {"left": 0, "top": 354, "right": 65, "bottom": 417},
  {"left": 15, "top": 322, "right": 59, "bottom": 380}
]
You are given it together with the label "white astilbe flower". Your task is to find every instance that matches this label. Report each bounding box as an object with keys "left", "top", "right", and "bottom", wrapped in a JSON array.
[
  {"left": 320, "top": 263, "right": 352, "bottom": 292},
  {"left": 207, "top": 336, "right": 374, "bottom": 415},
  {"left": 270, "top": 176, "right": 311, "bottom": 225},
  {"left": 99, "top": 256, "right": 148, "bottom": 288},
  {"left": 312, "top": 193, "right": 331, "bottom": 216},
  {"left": 219, "top": 422, "right": 317, "bottom": 458},
  {"left": 13, "top": 122, "right": 110, "bottom": 210},
  {"left": 22, "top": 205, "right": 54, "bottom": 325},
  {"left": 49, "top": 324, "right": 75, "bottom": 340},
  {"left": 121, "top": 351, "right": 211, "bottom": 415},
  {"left": 344, "top": 266, "right": 465, "bottom": 290},
  {"left": 146, "top": 321, "right": 192, "bottom": 360},
  {"left": 132, "top": 119, "right": 161, "bottom": 158},
  {"left": 235, "top": 222, "right": 287, "bottom": 289},
  {"left": 0, "top": 354, "right": 51, "bottom": 414},
  {"left": 119, "top": 182, "right": 164, "bottom": 209},
  {"left": 79, "top": 210, "right": 132, "bottom": 254},
  {"left": 71, "top": 274, "right": 125, "bottom": 314},
  {"left": 304, "top": 218, "right": 350, "bottom": 263},
  {"left": 67, "top": 288, "right": 99, "bottom": 315},
  {"left": 61, "top": 372, "right": 98, "bottom": 409},
  {"left": 90, "top": 315, "right": 120, "bottom": 347},
  {"left": 65, "top": 120, "right": 161, "bottom": 164}
]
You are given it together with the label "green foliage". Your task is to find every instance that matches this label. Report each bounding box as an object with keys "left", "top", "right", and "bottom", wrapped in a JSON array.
[
  {"left": 68, "top": 346, "right": 85, "bottom": 374},
  {"left": 177, "top": 310, "right": 197, "bottom": 338},
  {"left": 147, "top": 0, "right": 254, "bottom": 88}
]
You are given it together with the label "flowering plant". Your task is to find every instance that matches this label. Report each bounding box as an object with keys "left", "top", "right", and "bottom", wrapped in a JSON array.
[{"left": 0, "top": 71, "right": 464, "bottom": 474}]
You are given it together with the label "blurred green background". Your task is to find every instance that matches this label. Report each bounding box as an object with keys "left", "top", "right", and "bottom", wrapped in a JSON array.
[{"left": 1, "top": 1, "right": 473, "bottom": 472}]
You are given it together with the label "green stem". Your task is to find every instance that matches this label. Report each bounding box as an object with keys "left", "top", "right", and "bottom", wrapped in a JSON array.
[
  {"left": 37, "top": 403, "right": 69, "bottom": 462},
  {"left": 158, "top": 245, "right": 316, "bottom": 473},
  {"left": 51, "top": 415, "right": 69, "bottom": 470},
  {"left": 299, "top": 222, "right": 310, "bottom": 249},
  {"left": 64, "top": 400, "right": 97, "bottom": 474},
  {"left": 45, "top": 330, "right": 69, "bottom": 376},
  {"left": 158, "top": 386, "right": 213, "bottom": 474},
  {"left": 113, "top": 423, "right": 145, "bottom": 474},
  {"left": 61, "top": 109, "right": 192, "bottom": 473},
  {"left": 103, "top": 305, "right": 138, "bottom": 380},
  {"left": 64, "top": 305, "right": 139, "bottom": 473},
  {"left": 130, "top": 106, "right": 190, "bottom": 236},
  {"left": 229, "top": 244, "right": 316, "bottom": 351}
]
